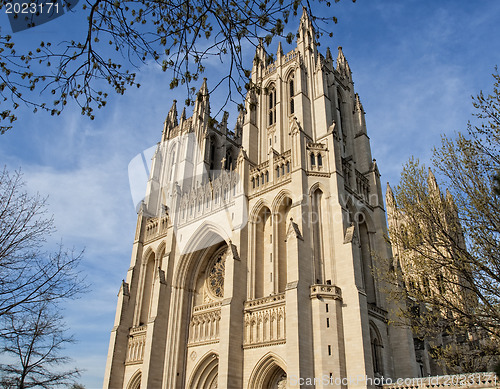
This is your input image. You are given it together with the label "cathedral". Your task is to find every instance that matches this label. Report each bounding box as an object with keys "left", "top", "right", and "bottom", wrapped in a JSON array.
[{"left": 103, "top": 9, "right": 422, "bottom": 389}]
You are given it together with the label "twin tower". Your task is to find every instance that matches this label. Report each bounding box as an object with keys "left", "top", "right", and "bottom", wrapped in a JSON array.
[{"left": 103, "top": 9, "right": 421, "bottom": 389}]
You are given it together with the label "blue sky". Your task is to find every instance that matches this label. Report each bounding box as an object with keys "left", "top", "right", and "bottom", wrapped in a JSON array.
[{"left": 1, "top": 1, "right": 500, "bottom": 387}]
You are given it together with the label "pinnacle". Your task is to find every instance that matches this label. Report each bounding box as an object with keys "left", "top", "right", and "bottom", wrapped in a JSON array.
[
  {"left": 336, "top": 46, "right": 351, "bottom": 76},
  {"left": 298, "top": 6, "right": 314, "bottom": 34},
  {"left": 355, "top": 93, "right": 363, "bottom": 111},
  {"left": 326, "top": 47, "right": 333, "bottom": 62},
  {"left": 199, "top": 78, "right": 208, "bottom": 95},
  {"left": 166, "top": 99, "right": 178, "bottom": 127},
  {"left": 386, "top": 182, "right": 396, "bottom": 208},
  {"left": 277, "top": 41, "right": 283, "bottom": 56},
  {"left": 427, "top": 168, "right": 440, "bottom": 195}
]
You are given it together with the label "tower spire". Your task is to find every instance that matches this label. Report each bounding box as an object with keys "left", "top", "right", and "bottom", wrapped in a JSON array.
[
  {"left": 297, "top": 7, "right": 316, "bottom": 50},
  {"left": 299, "top": 7, "right": 314, "bottom": 34},
  {"left": 254, "top": 38, "right": 267, "bottom": 66},
  {"left": 277, "top": 41, "right": 283, "bottom": 57},
  {"left": 162, "top": 100, "right": 178, "bottom": 141},
  {"left": 354, "top": 93, "right": 367, "bottom": 135},
  {"left": 386, "top": 182, "right": 398, "bottom": 220},
  {"left": 194, "top": 78, "right": 210, "bottom": 118},
  {"left": 427, "top": 167, "right": 440, "bottom": 197},
  {"left": 199, "top": 77, "right": 208, "bottom": 96},
  {"left": 336, "top": 46, "right": 352, "bottom": 82},
  {"left": 326, "top": 47, "right": 333, "bottom": 63}
]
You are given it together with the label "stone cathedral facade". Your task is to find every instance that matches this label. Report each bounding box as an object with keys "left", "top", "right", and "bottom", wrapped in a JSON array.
[{"left": 103, "top": 10, "right": 421, "bottom": 389}]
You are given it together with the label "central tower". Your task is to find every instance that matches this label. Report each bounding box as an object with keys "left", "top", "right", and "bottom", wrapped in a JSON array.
[{"left": 104, "top": 9, "right": 420, "bottom": 389}]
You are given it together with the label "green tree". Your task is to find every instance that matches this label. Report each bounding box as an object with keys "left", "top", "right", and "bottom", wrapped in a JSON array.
[
  {"left": 0, "top": 0, "right": 349, "bottom": 133},
  {"left": 387, "top": 70, "right": 500, "bottom": 373}
]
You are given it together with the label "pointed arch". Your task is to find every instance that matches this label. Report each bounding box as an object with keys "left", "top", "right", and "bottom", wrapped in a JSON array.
[
  {"left": 142, "top": 246, "right": 154, "bottom": 264},
  {"left": 355, "top": 206, "right": 376, "bottom": 233},
  {"left": 266, "top": 83, "right": 277, "bottom": 126},
  {"left": 248, "top": 352, "right": 287, "bottom": 389},
  {"left": 286, "top": 69, "right": 296, "bottom": 116},
  {"left": 357, "top": 209, "right": 377, "bottom": 304},
  {"left": 273, "top": 191, "right": 293, "bottom": 293},
  {"left": 310, "top": 186, "right": 325, "bottom": 283},
  {"left": 336, "top": 87, "right": 346, "bottom": 154},
  {"left": 309, "top": 182, "right": 329, "bottom": 197},
  {"left": 127, "top": 370, "right": 142, "bottom": 389},
  {"left": 271, "top": 189, "right": 294, "bottom": 214},
  {"left": 250, "top": 199, "right": 272, "bottom": 223},
  {"left": 253, "top": 204, "right": 272, "bottom": 298},
  {"left": 156, "top": 241, "right": 167, "bottom": 259},
  {"left": 369, "top": 322, "right": 384, "bottom": 376},
  {"left": 167, "top": 230, "right": 227, "bottom": 387},
  {"left": 208, "top": 135, "right": 217, "bottom": 170},
  {"left": 139, "top": 250, "right": 155, "bottom": 325},
  {"left": 187, "top": 351, "right": 219, "bottom": 389},
  {"left": 284, "top": 66, "right": 296, "bottom": 82},
  {"left": 173, "top": 221, "right": 230, "bottom": 287},
  {"left": 156, "top": 241, "right": 167, "bottom": 269}
]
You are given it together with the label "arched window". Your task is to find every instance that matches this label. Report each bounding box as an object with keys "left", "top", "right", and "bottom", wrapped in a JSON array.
[
  {"left": 276, "top": 166, "right": 280, "bottom": 178},
  {"left": 337, "top": 89, "right": 347, "bottom": 154},
  {"left": 370, "top": 325, "right": 384, "bottom": 376},
  {"left": 337, "top": 89, "right": 343, "bottom": 131},
  {"left": 289, "top": 76, "right": 295, "bottom": 114},
  {"left": 209, "top": 137, "right": 216, "bottom": 170},
  {"left": 310, "top": 153, "right": 316, "bottom": 167},
  {"left": 252, "top": 177, "right": 255, "bottom": 189},
  {"left": 317, "top": 153, "right": 323, "bottom": 167},
  {"left": 139, "top": 252, "right": 155, "bottom": 325},
  {"left": 225, "top": 149, "right": 233, "bottom": 170},
  {"left": 281, "top": 164, "right": 285, "bottom": 176},
  {"left": 359, "top": 218, "right": 377, "bottom": 304},
  {"left": 127, "top": 371, "right": 142, "bottom": 389},
  {"left": 286, "top": 161, "right": 290, "bottom": 173},
  {"left": 265, "top": 171, "right": 269, "bottom": 183},
  {"left": 268, "top": 85, "right": 276, "bottom": 126},
  {"left": 312, "top": 188, "right": 325, "bottom": 283}
]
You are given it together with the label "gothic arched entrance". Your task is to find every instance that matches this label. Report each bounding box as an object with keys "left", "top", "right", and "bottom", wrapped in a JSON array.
[
  {"left": 188, "top": 352, "right": 219, "bottom": 389},
  {"left": 248, "top": 353, "right": 287, "bottom": 389},
  {"left": 263, "top": 366, "right": 287, "bottom": 388}
]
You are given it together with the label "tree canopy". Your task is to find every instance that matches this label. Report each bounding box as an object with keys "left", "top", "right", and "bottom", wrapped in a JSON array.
[
  {"left": 0, "top": 167, "right": 85, "bottom": 387},
  {"left": 387, "top": 70, "right": 500, "bottom": 372},
  {"left": 0, "top": 0, "right": 349, "bottom": 133},
  {"left": 0, "top": 168, "right": 85, "bottom": 327}
]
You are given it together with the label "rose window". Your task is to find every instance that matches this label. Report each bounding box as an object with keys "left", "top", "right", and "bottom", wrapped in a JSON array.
[{"left": 207, "top": 248, "right": 226, "bottom": 298}]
